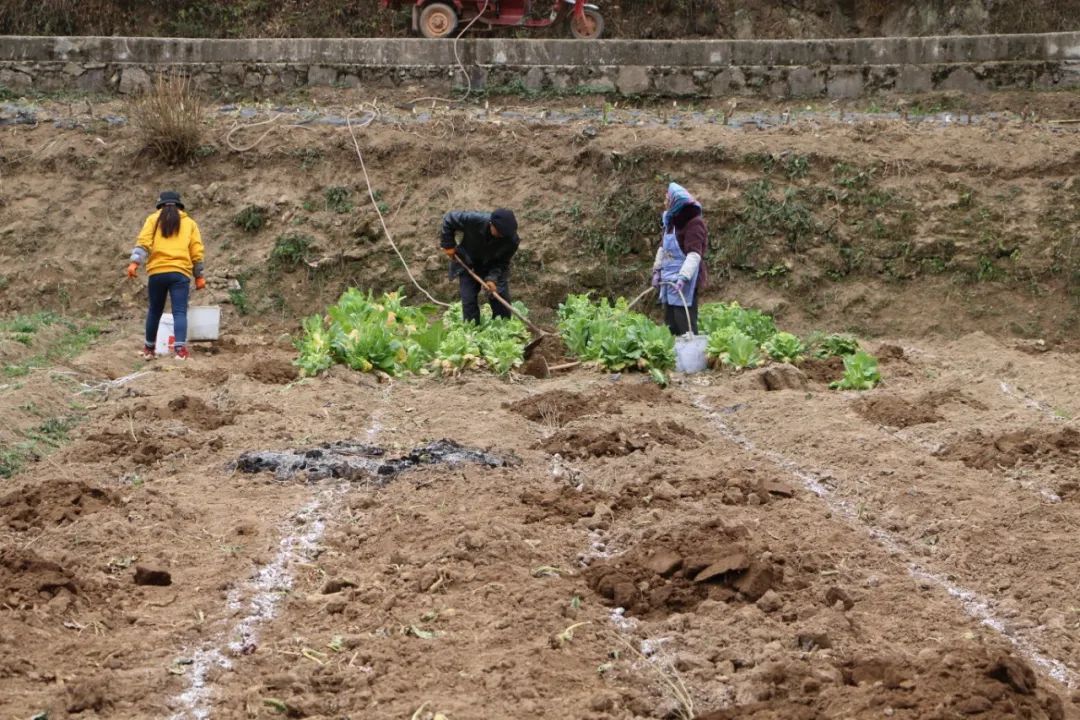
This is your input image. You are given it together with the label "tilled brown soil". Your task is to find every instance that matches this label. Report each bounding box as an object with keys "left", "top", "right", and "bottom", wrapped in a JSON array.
[{"left": 1, "top": 327, "right": 1078, "bottom": 719}]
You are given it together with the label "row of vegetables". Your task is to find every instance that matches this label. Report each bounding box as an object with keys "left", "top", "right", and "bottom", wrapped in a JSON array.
[{"left": 294, "top": 289, "right": 881, "bottom": 390}]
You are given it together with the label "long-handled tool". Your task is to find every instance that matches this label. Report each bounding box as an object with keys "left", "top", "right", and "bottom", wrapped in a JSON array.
[
  {"left": 626, "top": 285, "right": 655, "bottom": 311},
  {"left": 452, "top": 254, "right": 550, "bottom": 357}
]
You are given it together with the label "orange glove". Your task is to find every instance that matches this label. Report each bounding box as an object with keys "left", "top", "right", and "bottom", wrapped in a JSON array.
[
  {"left": 443, "top": 247, "right": 457, "bottom": 258},
  {"left": 195, "top": 277, "right": 206, "bottom": 290},
  {"left": 483, "top": 280, "right": 497, "bottom": 294},
  {"left": 126, "top": 262, "right": 138, "bottom": 279}
]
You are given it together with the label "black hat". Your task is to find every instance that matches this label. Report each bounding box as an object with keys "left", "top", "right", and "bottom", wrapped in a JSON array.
[
  {"left": 490, "top": 208, "right": 517, "bottom": 238},
  {"left": 156, "top": 190, "right": 185, "bottom": 209}
]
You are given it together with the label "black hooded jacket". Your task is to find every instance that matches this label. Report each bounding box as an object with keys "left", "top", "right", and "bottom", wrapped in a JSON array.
[{"left": 440, "top": 211, "right": 520, "bottom": 282}]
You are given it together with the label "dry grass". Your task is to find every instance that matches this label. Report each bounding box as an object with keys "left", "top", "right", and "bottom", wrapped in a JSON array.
[
  {"left": 537, "top": 399, "right": 563, "bottom": 435},
  {"left": 606, "top": 629, "right": 695, "bottom": 720},
  {"left": 128, "top": 74, "right": 206, "bottom": 165}
]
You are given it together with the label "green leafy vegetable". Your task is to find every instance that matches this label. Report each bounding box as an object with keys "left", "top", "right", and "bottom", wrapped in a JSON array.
[
  {"left": 812, "top": 333, "right": 860, "bottom": 358},
  {"left": 830, "top": 350, "right": 881, "bottom": 390},
  {"left": 698, "top": 301, "right": 777, "bottom": 344},
  {"left": 705, "top": 325, "right": 740, "bottom": 360},
  {"left": 294, "top": 315, "right": 333, "bottom": 376},
  {"left": 763, "top": 331, "right": 805, "bottom": 363},
  {"left": 556, "top": 294, "right": 675, "bottom": 383},
  {"left": 293, "top": 289, "right": 528, "bottom": 378},
  {"left": 721, "top": 331, "right": 764, "bottom": 369}
]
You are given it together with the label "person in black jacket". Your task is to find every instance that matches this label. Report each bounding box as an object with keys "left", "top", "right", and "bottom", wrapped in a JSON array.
[{"left": 439, "top": 208, "right": 520, "bottom": 323}]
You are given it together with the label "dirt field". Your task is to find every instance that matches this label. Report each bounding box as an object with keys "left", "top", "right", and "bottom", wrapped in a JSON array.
[{"left": 1, "top": 89, "right": 1079, "bottom": 719}]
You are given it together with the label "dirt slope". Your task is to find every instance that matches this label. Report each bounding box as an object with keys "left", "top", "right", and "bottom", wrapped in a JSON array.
[{"left": 1, "top": 90, "right": 1078, "bottom": 345}]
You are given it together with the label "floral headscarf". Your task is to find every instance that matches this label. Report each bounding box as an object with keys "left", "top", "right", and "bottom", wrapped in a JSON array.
[{"left": 661, "top": 182, "right": 701, "bottom": 230}]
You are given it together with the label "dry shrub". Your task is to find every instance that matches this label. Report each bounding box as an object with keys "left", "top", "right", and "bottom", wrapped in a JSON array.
[{"left": 128, "top": 73, "right": 205, "bottom": 165}]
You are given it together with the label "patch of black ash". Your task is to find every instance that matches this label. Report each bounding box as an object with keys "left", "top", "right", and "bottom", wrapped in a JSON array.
[{"left": 235, "top": 439, "right": 514, "bottom": 484}]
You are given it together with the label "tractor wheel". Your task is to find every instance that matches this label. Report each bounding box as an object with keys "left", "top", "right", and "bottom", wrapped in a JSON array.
[
  {"left": 419, "top": 2, "right": 459, "bottom": 38},
  {"left": 569, "top": 8, "right": 604, "bottom": 39}
]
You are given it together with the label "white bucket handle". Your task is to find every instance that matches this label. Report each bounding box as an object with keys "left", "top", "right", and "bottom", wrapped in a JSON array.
[{"left": 661, "top": 281, "right": 694, "bottom": 337}]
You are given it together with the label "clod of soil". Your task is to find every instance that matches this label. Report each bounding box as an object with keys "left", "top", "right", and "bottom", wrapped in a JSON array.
[
  {"left": 586, "top": 523, "right": 780, "bottom": 616},
  {"left": 855, "top": 393, "right": 943, "bottom": 428},
  {"left": 133, "top": 566, "right": 172, "bottom": 586},
  {"left": 876, "top": 343, "right": 906, "bottom": 360},
  {"left": 538, "top": 420, "right": 703, "bottom": 459},
  {"left": 245, "top": 358, "right": 299, "bottom": 384},
  {"left": 507, "top": 382, "right": 665, "bottom": 424},
  {"left": 236, "top": 439, "right": 514, "bottom": 483},
  {"left": 1, "top": 547, "right": 80, "bottom": 609},
  {"left": 116, "top": 395, "right": 234, "bottom": 431},
  {"left": 66, "top": 679, "right": 110, "bottom": 714},
  {"left": 988, "top": 652, "right": 1037, "bottom": 694},
  {"left": 825, "top": 586, "right": 855, "bottom": 610},
  {"left": 84, "top": 431, "right": 195, "bottom": 465},
  {"left": 756, "top": 364, "right": 808, "bottom": 391},
  {"left": 529, "top": 333, "right": 569, "bottom": 366},
  {"left": 800, "top": 356, "right": 845, "bottom": 385},
  {"left": 0, "top": 480, "right": 116, "bottom": 530},
  {"left": 165, "top": 395, "right": 235, "bottom": 429},
  {"left": 520, "top": 353, "right": 550, "bottom": 379},
  {"left": 509, "top": 389, "right": 621, "bottom": 424},
  {"left": 519, "top": 486, "right": 603, "bottom": 524},
  {"left": 937, "top": 427, "right": 1080, "bottom": 470},
  {"left": 696, "top": 650, "right": 1062, "bottom": 720}
]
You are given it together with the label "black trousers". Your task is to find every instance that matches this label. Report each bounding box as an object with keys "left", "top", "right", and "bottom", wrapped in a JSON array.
[
  {"left": 460, "top": 271, "right": 511, "bottom": 323},
  {"left": 664, "top": 299, "right": 698, "bottom": 336}
]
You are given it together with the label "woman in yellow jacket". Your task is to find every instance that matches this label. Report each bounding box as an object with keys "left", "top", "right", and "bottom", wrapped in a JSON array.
[{"left": 126, "top": 191, "right": 206, "bottom": 360}]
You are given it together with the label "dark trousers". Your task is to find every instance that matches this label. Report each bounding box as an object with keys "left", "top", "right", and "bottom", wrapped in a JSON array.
[
  {"left": 146, "top": 272, "right": 190, "bottom": 348},
  {"left": 664, "top": 299, "right": 698, "bottom": 336},
  {"left": 459, "top": 272, "right": 511, "bottom": 323}
]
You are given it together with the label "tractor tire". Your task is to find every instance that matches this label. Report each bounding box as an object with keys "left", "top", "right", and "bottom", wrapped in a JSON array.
[
  {"left": 419, "top": 2, "right": 459, "bottom": 38},
  {"left": 569, "top": 8, "right": 604, "bottom": 39}
]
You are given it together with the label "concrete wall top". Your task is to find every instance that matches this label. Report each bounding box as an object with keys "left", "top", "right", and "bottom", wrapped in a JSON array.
[{"left": 1, "top": 32, "right": 1079, "bottom": 67}]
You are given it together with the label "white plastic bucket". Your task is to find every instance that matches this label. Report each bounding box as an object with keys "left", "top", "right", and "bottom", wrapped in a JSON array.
[
  {"left": 675, "top": 333, "right": 708, "bottom": 374},
  {"left": 155, "top": 314, "right": 175, "bottom": 356},
  {"left": 188, "top": 305, "right": 221, "bottom": 341}
]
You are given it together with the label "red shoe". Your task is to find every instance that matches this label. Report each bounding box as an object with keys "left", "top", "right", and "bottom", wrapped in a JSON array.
[
  {"left": 140, "top": 345, "right": 155, "bottom": 360},
  {"left": 174, "top": 346, "right": 190, "bottom": 361}
]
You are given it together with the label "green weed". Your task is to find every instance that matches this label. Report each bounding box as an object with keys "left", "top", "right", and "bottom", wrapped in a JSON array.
[
  {"left": 0, "top": 311, "right": 60, "bottom": 336},
  {"left": 1, "top": 316, "right": 99, "bottom": 377},
  {"left": 324, "top": 186, "right": 353, "bottom": 214},
  {"left": 293, "top": 148, "right": 322, "bottom": 170},
  {"left": 229, "top": 286, "right": 250, "bottom": 316},
  {"left": 26, "top": 416, "right": 76, "bottom": 446},
  {"left": 0, "top": 414, "right": 79, "bottom": 479},
  {"left": 0, "top": 446, "right": 27, "bottom": 478},
  {"left": 234, "top": 205, "right": 267, "bottom": 233},
  {"left": 193, "top": 144, "right": 218, "bottom": 158},
  {"left": 271, "top": 233, "right": 315, "bottom": 268},
  {"left": 750, "top": 152, "right": 810, "bottom": 180},
  {"left": 973, "top": 256, "right": 1006, "bottom": 282},
  {"left": 716, "top": 179, "right": 818, "bottom": 271},
  {"left": 578, "top": 189, "right": 655, "bottom": 290}
]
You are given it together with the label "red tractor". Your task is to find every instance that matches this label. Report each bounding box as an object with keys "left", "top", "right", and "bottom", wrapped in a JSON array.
[{"left": 382, "top": 0, "right": 604, "bottom": 39}]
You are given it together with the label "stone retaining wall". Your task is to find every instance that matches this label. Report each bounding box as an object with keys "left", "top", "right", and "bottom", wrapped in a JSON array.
[{"left": 0, "top": 33, "right": 1077, "bottom": 98}]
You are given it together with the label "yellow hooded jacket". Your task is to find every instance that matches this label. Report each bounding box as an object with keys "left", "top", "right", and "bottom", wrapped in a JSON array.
[{"left": 134, "top": 210, "right": 205, "bottom": 278}]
